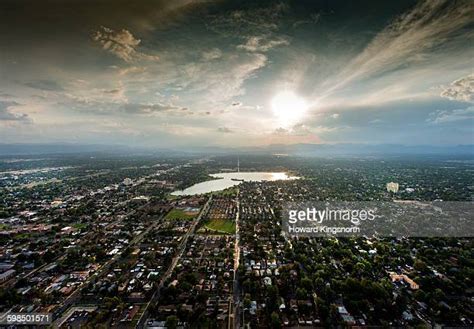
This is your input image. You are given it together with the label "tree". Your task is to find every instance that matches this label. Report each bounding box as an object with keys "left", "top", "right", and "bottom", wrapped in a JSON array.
[
  {"left": 414, "top": 259, "right": 427, "bottom": 272},
  {"left": 354, "top": 262, "right": 365, "bottom": 275},
  {"left": 165, "top": 315, "right": 178, "bottom": 329},
  {"left": 270, "top": 312, "right": 281, "bottom": 329},
  {"left": 415, "top": 289, "right": 427, "bottom": 301},
  {"left": 296, "top": 287, "right": 308, "bottom": 300},
  {"left": 301, "top": 277, "right": 313, "bottom": 291},
  {"left": 266, "top": 285, "right": 280, "bottom": 312}
]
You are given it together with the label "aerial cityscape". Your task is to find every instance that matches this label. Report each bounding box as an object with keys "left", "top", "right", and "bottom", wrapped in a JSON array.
[
  {"left": 1, "top": 153, "right": 473, "bottom": 328},
  {"left": 1, "top": 0, "right": 473, "bottom": 328}
]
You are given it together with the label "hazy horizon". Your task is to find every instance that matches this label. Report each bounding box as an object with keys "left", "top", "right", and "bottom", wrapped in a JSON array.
[{"left": 0, "top": 142, "right": 473, "bottom": 157}]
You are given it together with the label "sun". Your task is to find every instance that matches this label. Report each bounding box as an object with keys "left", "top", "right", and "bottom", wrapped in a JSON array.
[{"left": 271, "top": 91, "right": 308, "bottom": 126}]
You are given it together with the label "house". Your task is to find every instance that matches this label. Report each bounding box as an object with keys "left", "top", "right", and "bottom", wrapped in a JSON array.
[
  {"left": 337, "top": 305, "right": 356, "bottom": 325},
  {"left": 278, "top": 298, "right": 286, "bottom": 311},
  {"left": 249, "top": 301, "right": 257, "bottom": 315},
  {"left": 263, "top": 276, "right": 272, "bottom": 286},
  {"left": 389, "top": 272, "right": 419, "bottom": 290},
  {"left": 128, "top": 292, "right": 146, "bottom": 302},
  {"left": 0, "top": 269, "right": 16, "bottom": 282}
]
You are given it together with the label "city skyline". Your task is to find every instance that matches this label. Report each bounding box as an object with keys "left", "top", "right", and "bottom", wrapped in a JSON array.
[{"left": 1, "top": 0, "right": 473, "bottom": 148}]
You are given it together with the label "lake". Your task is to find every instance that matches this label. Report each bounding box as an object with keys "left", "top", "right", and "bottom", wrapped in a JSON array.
[{"left": 171, "top": 172, "right": 299, "bottom": 196}]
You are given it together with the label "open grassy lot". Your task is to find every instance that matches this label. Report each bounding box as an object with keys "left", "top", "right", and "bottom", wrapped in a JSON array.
[
  {"left": 165, "top": 208, "right": 197, "bottom": 220},
  {"left": 202, "top": 218, "right": 236, "bottom": 234},
  {"left": 72, "top": 223, "right": 88, "bottom": 230},
  {"left": 208, "top": 186, "right": 238, "bottom": 197}
]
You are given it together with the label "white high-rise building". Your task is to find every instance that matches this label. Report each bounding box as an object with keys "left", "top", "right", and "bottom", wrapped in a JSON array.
[{"left": 386, "top": 182, "right": 399, "bottom": 193}]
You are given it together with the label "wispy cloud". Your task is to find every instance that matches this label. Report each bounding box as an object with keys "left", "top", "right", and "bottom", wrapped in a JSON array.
[
  {"left": 0, "top": 101, "right": 31, "bottom": 122},
  {"left": 92, "top": 26, "right": 159, "bottom": 62},
  {"left": 228, "top": 101, "right": 261, "bottom": 111},
  {"left": 201, "top": 48, "right": 222, "bottom": 61},
  {"left": 67, "top": 97, "right": 191, "bottom": 116},
  {"left": 217, "top": 126, "right": 233, "bottom": 133},
  {"left": 292, "top": 12, "right": 321, "bottom": 29},
  {"left": 121, "top": 102, "right": 189, "bottom": 115},
  {"left": 320, "top": 0, "right": 474, "bottom": 97},
  {"left": 428, "top": 106, "right": 474, "bottom": 124},
  {"left": 23, "top": 80, "right": 64, "bottom": 91},
  {"left": 181, "top": 52, "right": 267, "bottom": 103},
  {"left": 2, "top": 0, "right": 473, "bottom": 146},
  {"left": 237, "top": 36, "right": 289, "bottom": 52},
  {"left": 440, "top": 74, "right": 474, "bottom": 103},
  {"left": 64, "top": 81, "right": 128, "bottom": 107},
  {"left": 207, "top": 2, "right": 288, "bottom": 37}
]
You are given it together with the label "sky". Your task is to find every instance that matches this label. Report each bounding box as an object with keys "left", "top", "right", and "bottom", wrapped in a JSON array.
[{"left": 0, "top": 0, "right": 473, "bottom": 148}]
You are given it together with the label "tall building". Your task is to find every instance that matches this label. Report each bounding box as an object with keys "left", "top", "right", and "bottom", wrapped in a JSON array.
[{"left": 386, "top": 182, "right": 399, "bottom": 193}]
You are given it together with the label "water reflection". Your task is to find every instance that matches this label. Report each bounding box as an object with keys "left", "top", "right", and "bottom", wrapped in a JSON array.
[{"left": 171, "top": 172, "right": 298, "bottom": 196}]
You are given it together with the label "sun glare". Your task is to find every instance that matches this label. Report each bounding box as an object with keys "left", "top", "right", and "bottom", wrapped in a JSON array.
[{"left": 271, "top": 91, "right": 308, "bottom": 126}]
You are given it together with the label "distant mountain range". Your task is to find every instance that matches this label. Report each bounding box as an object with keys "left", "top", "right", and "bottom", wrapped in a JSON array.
[{"left": 0, "top": 143, "right": 473, "bottom": 157}]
